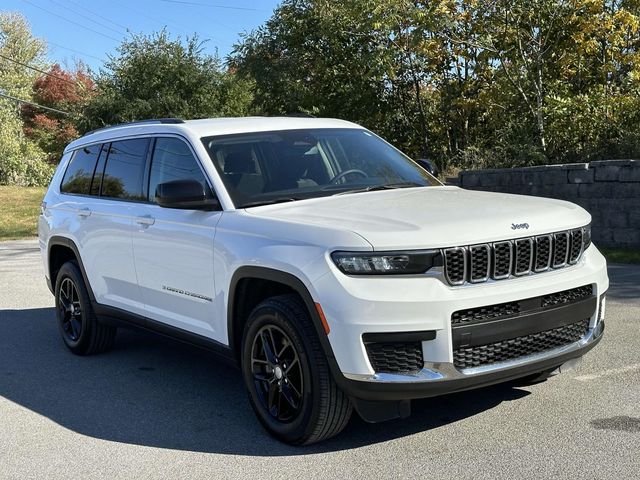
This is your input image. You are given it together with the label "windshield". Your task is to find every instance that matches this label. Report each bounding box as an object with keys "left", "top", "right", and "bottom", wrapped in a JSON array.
[{"left": 201, "top": 128, "right": 440, "bottom": 208}]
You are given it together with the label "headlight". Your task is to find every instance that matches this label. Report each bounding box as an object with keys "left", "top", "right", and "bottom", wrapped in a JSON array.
[
  {"left": 583, "top": 223, "right": 592, "bottom": 250},
  {"left": 331, "top": 250, "right": 441, "bottom": 275}
]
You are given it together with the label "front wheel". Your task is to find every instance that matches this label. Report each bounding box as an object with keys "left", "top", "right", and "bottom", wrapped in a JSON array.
[{"left": 241, "top": 294, "right": 352, "bottom": 445}]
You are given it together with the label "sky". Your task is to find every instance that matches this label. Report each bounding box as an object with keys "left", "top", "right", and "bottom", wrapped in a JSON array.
[{"left": 2, "top": 0, "right": 282, "bottom": 71}]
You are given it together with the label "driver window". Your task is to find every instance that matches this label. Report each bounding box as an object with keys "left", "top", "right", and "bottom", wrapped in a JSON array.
[{"left": 148, "top": 137, "right": 210, "bottom": 203}]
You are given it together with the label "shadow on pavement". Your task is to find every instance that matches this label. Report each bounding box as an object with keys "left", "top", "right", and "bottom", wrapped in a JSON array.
[
  {"left": 0, "top": 307, "right": 530, "bottom": 456},
  {"left": 606, "top": 264, "right": 640, "bottom": 302}
]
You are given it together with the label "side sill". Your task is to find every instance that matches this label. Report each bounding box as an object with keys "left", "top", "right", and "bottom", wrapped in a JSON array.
[{"left": 93, "top": 303, "right": 236, "bottom": 365}]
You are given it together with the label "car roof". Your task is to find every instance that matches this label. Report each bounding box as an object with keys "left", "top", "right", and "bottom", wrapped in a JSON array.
[{"left": 64, "top": 116, "right": 363, "bottom": 153}]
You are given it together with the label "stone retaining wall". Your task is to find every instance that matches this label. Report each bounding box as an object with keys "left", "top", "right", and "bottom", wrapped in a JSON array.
[{"left": 457, "top": 160, "right": 640, "bottom": 249}]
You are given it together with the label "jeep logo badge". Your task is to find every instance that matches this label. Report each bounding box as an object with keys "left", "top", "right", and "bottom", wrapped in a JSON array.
[{"left": 511, "top": 223, "right": 530, "bottom": 230}]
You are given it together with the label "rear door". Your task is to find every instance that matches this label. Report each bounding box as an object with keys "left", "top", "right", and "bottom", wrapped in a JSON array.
[
  {"left": 61, "top": 138, "right": 149, "bottom": 314},
  {"left": 131, "top": 136, "right": 222, "bottom": 339}
]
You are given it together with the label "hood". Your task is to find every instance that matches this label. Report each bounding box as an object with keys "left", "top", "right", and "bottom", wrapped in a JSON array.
[{"left": 246, "top": 186, "right": 591, "bottom": 250}]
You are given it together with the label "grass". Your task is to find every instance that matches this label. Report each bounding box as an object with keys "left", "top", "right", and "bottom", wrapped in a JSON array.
[
  {"left": 599, "top": 247, "right": 640, "bottom": 265},
  {"left": 0, "top": 186, "right": 46, "bottom": 241}
]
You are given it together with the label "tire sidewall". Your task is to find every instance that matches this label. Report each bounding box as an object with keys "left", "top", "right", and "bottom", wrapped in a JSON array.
[{"left": 241, "top": 301, "right": 320, "bottom": 443}]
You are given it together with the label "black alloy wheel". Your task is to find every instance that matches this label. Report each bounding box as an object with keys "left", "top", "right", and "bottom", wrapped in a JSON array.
[
  {"left": 250, "top": 325, "right": 304, "bottom": 422},
  {"left": 58, "top": 277, "right": 83, "bottom": 342}
]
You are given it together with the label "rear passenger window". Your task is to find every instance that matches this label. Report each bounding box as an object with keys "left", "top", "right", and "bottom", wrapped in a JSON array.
[
  {"left": 101, "top": 139, "right": 149, "bottom": 200},
  {"left": 148, "top": 138, "right": 210, "bottom": 201},
  {"left": 61, "top": 144, "right": 102, "bottom": 194}
]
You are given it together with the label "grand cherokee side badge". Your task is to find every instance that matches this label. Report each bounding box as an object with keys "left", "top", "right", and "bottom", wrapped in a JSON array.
[{"left": 511, "top": 223, "right": 530, "bottom": 230}]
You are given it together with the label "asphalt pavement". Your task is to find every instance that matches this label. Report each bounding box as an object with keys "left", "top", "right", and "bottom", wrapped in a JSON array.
[{"left": 0, "top": 240, "right": 638, "bottom": 479}]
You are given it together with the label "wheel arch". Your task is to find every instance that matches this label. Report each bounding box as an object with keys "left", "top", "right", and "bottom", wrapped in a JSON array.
[
  {"left": 227, "top": 266, "right": 337, "bottom": 365},
  {"left": 47, "top": 236, "right": 96, "bottom": 303}
]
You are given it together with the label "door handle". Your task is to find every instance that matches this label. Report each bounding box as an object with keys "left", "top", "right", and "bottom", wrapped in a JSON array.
[
  {"left": 77, "top": 208, "right": 92, "bottom": 217},
  {"left": 135, "top": 215, "right": 155, "bottom": 226}
]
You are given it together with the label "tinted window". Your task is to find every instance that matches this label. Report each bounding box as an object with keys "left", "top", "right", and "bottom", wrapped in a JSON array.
[
  {"left": 101, "top": 139, "right": 149, "bottom": 200},
  {"left": 148, "top": 138, "right": 210, "bottom": 202},
  {"left": 61, "top": 144, "right": 102, "bottom": 194}
]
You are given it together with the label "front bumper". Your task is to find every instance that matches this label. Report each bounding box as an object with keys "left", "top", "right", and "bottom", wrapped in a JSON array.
[
  {"left": 335, "top": 319, "right": 604, "bottom": 402},
  {"left": 312, "top": 245, "right": 608, "bottom": 410}
]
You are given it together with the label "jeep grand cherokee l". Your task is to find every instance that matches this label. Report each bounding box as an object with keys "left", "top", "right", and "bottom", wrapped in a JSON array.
[{"left": 39, "top": 117, "right": 608, "bottom": 444}]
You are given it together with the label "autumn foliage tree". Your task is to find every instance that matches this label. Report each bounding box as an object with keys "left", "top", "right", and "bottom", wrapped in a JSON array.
[{"left": 21, "top": 63, "right": 94, "bottom": 163}]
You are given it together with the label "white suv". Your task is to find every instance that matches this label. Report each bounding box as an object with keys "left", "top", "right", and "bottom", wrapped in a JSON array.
[{"left": 39, "top": 117, "right": 608, "bottom": 444}]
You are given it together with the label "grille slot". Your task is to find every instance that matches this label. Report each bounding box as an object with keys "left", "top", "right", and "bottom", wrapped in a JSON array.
[
  {"left": 443, "top": 247, "right": 466, "bottom": 285},
  {"left": 553, "top": 232, "right": 569, "bottom": 268},
  {"left": 493, "top": 241, "right": 512, "bottom": 279},
  {"left": 452, "top": 284, "right": 593, "bottom": 325},
  {"left": 534, "top": 235, "right": 552, "bottom": 272},
  {"left": 453, "top": 318, "right": 590, "bottom": 369},
  {"left": 514, "top": 238, "right": 533, "bottom": 275},
  {"left": 569, "top": 229, "right": 583, "bottom": 264},
  {"left": 469, "top": 244, "right": 490, "bottom": 282},
  {"left": 365, "top": 342, "right": 423, "bottom": 375}
]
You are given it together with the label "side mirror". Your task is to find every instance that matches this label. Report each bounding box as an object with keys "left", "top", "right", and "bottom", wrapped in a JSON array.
[
  {"left": 155, "top": 179, "right": 220, "bottom": 211},
  {"left": 415, "top": 159, "right": 439, "bottom": 177}
]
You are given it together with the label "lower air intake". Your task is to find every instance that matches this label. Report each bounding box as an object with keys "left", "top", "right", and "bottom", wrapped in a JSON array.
[
  {"left": 453, "top": 318, "right": 590, "bottom": 369},
  {"left": 365, "top": 342, "right": 423, "bottom": 375}
]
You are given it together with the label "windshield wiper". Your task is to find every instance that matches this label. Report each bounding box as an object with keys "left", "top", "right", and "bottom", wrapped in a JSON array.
[
  {"left": 333, "top": 182, "right": 424, "bottom": 196},
  {"left": 240, "top": 197, "right": 301, "bottom": 208}
]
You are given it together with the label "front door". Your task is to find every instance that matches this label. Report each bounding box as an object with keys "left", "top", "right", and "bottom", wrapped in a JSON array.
[{"left": 132, "top": 137, "right": 222, "bottom": 339}]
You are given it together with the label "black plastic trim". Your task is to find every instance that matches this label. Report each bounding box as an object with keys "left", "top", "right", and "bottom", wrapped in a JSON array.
[
  {"left": 452, "top": 296, "right": 597, "bottom": 349},
  {"left": 93, "top": 303, "right": 235, "bottom": 363},
  {"left": 227, "top": 266, "right": 340, "bottom": 367},
  {"left": 363, "top": 330, "right": 436, "bottom": 344},
  {"left": 47, "top": 236, "right": 97, "bottom": 303}
]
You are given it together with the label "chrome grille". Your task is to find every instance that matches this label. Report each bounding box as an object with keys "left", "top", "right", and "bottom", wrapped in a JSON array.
[
  {"left": 443, "top": 247, "right": 466, "bottom": 285},
  {"left": 553, "top": 232, "right": 569, "bottom": 267},
  {"left": 442, "top": 227, "right": 589, "bottom": 286},
  {"left": 469, "top": 245, "right": 490, "bottom": 282},
  {"left": 514, "top": 238, "right": 533, "bottom": 275},
  {"left": 569, "top": 229, "right": 583, "bottom": 264},
  {"left": 493, "top": 241, "right": 512, "bottom": 279},
  {"left": 534, "top": 235, "right": 552, "bottom": 272}
]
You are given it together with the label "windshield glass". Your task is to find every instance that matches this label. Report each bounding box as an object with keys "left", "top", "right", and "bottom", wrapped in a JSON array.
[{"left": 201, "top": 128, "right": 440, "bottom": 208}]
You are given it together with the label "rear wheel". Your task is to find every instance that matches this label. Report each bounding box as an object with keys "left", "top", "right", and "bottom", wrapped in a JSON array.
[
  {"left": 54, "top": 261, "right": 116, "bottom": 355},
  {"left": 241, "top": 294, "right": 352, "bottom": 445}
]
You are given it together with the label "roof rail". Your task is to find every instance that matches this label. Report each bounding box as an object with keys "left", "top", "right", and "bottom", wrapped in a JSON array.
[
  {"left": 84, "top": 118, "right": 185, "bottom": 136},
  {"left": 283, "top": 112, "right": 316, "bottom": 118}
]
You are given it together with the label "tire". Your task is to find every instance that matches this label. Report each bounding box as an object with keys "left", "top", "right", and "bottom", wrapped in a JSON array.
[
  {"left": 241, "top": 294, "right": 352, "bottom": 445},
  {"left": 54, "top": 261, "right": 116, "bottom": 355}
]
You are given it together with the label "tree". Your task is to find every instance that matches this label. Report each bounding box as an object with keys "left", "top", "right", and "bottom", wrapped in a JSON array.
[
  {"left": 233, "top": 0, "right": 640, "bottom": 171},
  {"left": 22, "top": 63, "right": 94, "bottom": 163},
  {"left": 0, "top": 12, "right": 53, "bottom": 186},
  {"left": 81, "top": 30, "right": 252, "bottom": 131}
]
